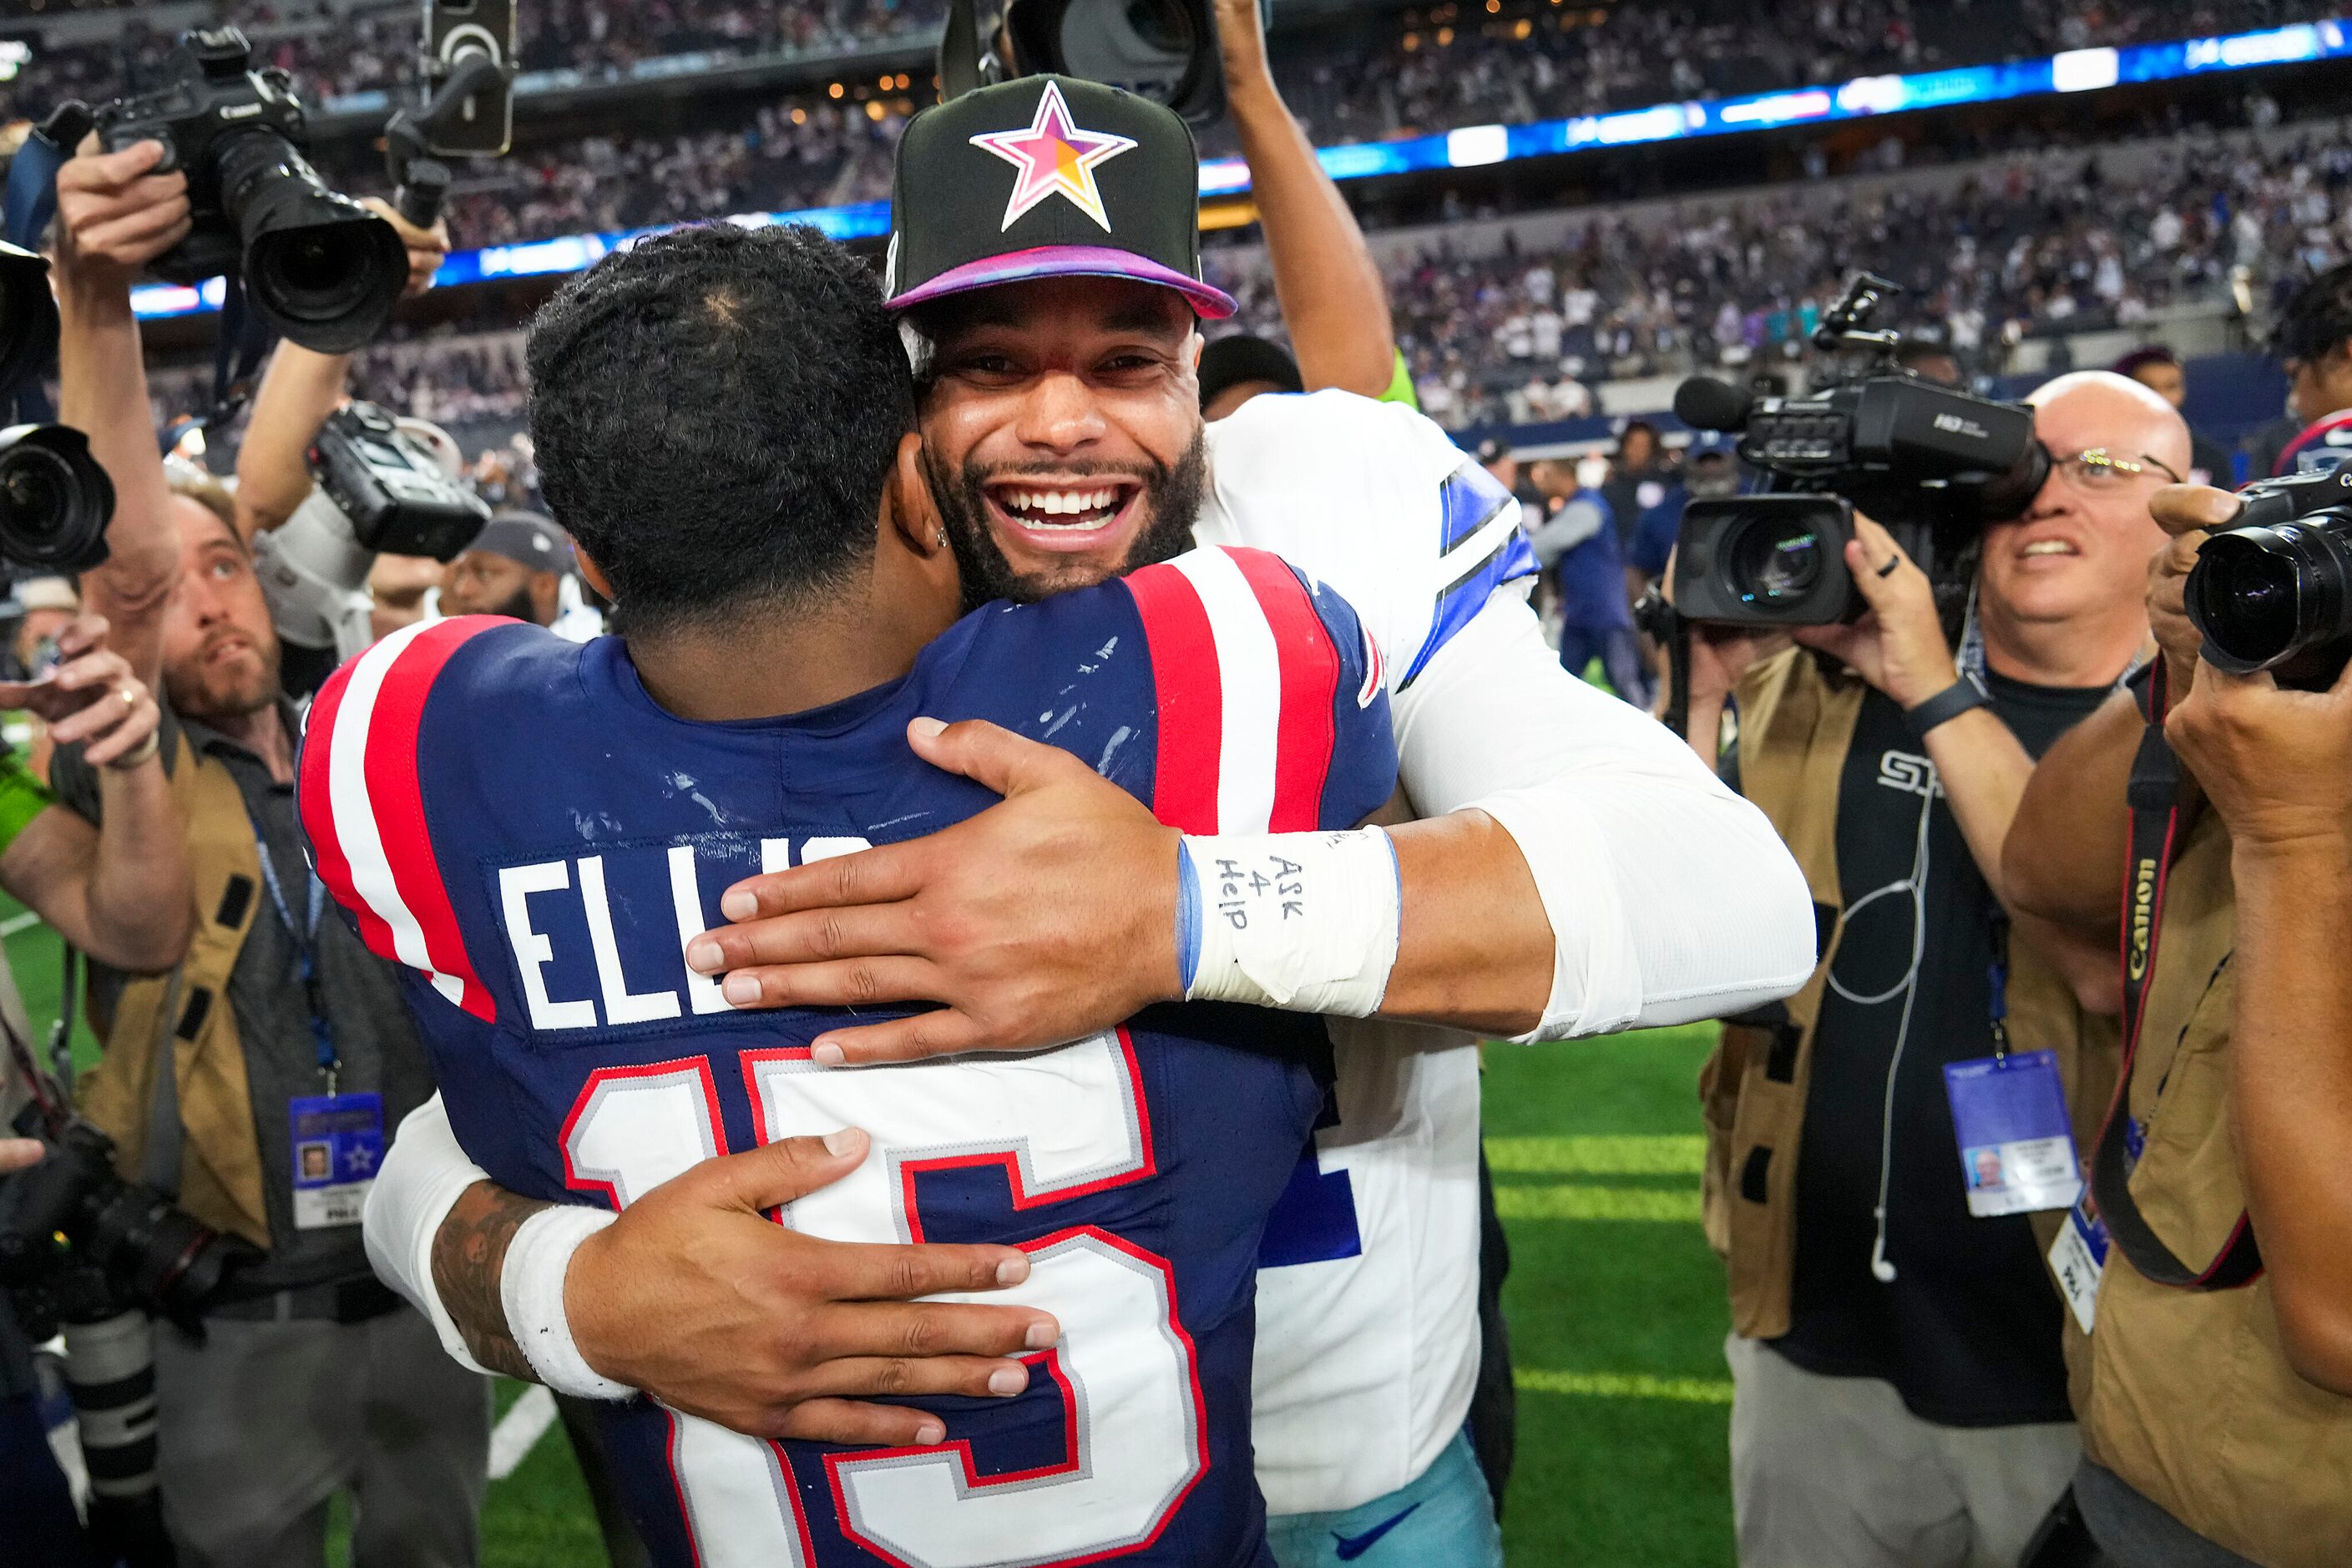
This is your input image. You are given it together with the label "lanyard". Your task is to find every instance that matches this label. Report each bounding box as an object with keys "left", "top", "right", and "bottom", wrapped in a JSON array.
[
  {"left": 2083, "top": 659, "right": 2263, "bottom": 1292},
  {"left": 250, "top": 813, "right": 339, "bottom": 1093},
  {"left": 1986, "top": 910, "right": 2011, "bottom": 1062}
]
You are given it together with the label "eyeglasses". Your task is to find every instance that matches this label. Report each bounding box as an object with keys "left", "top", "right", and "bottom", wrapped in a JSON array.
[{"left": 2053, "top": 448, "right": 2184, "bottom": 490}]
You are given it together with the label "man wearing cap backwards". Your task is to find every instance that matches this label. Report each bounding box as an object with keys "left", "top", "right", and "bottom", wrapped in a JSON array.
[{"left": 369, "top": 77, "right": 1814, "bottom": 1564}]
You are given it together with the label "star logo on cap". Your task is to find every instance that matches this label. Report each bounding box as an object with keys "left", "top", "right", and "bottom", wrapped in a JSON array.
[{"left": 968, "top": 80, "right": 1138, "bottom": 234}]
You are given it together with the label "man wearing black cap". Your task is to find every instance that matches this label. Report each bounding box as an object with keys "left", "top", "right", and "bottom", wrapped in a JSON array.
[
  {"left": 373, "top": 75, "right": 1814, "bottom": 1568},
  {"left": 1197, "top": 333, "right": 1303, "bottom": 420},
  {"left": 441, "top": 511, "right": 577, "bottom": 629}
]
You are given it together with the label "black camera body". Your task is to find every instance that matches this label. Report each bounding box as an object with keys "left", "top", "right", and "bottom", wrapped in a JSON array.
[
  {"left": 0, "top": 1110, "right": 247, "bottom": 1339},
  {"left": 2183, "top": 463, "right": 2352, "bottom": 690},
  {"left": 307, "top": 401, "right": 490, "bottom": 560},
  {"left": 1671, "top": 276, "right": 2049, "bottom": 628},
  {"left": 94, "top": 28, "right": 409, "bottom": 354}
]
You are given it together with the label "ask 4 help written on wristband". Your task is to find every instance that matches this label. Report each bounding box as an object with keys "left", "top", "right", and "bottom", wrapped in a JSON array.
[{"left": 1176, "top": 828, "right": 1402, "bottom": 1017}]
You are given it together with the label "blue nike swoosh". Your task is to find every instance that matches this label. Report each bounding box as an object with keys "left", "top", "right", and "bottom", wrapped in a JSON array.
[{"left": 1331, "top": 1501, "right": 1421, "bottom": 1561}]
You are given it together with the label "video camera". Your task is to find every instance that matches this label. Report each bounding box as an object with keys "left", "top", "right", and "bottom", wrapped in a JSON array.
[
  {"left": 1669, "top": 275, "right": 2051, "bottom": 628},
  {"left": 93, "top": 27, "right": 410, "bottom": 354},
  {"left": 2183, "top": 463, "right": 2352, "bottom": 690}
]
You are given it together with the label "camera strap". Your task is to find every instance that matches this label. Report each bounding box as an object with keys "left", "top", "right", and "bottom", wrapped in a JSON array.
[
  {"left": 200, "top": 275, "right": 276, "bottom": 437},
  {"left": 2083, "top": 660, "right": 2263, "bottom": 1291}
]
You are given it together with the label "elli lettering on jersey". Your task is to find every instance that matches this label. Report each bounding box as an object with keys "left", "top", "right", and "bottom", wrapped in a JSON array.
[{"left": 493, "top": 832, "right": 869, "bottom": 1032}]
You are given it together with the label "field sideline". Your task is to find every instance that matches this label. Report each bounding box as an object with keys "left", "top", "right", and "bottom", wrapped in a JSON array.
[{"left": 11, "top": 908, "right": 1734, "bottom": 1565}]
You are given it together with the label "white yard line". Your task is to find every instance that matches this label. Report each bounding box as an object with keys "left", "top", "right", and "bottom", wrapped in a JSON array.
[{"left": 488, "top": 1383, "right": 561, "bottom": 1480}]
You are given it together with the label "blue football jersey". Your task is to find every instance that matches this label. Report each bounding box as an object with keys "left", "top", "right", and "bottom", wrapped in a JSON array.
[{"left": 300, "top": 545, "right": 1397, "bottom": 1568}]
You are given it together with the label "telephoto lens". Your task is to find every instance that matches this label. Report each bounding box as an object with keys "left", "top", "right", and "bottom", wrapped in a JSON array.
[
  {"left": 218, "top": 132, "right": 410, "bottom": 354},
  {"left": 0, "top": 425, "right": 115, "bottom": 574},
  {"left": 2184, "top": 509, "right": 2352, "bottom": 690}
]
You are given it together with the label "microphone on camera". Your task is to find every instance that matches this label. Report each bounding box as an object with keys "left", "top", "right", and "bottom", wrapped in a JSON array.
[{"left": 1673, "top": 376, "right": 1753, "bottom": 433}]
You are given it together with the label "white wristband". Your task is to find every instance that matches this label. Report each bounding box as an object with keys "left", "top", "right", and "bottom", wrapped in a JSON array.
[
  {"left": 1177, "top": 828, "right": 1401, "bottom": 1017},
  {"left": 499, "top": 1205, "right": 633, "bottom": 1401}
]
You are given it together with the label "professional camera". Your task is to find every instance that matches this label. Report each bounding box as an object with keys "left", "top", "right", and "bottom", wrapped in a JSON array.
[
  {"left": 0, "top": 424, "right": 115, "bottom": 579},
  {"left": 1670, "top": 275, "right": 2051, "bottom": 628},
  {"left": 94, "top": 27, "right": 409, "bottom": 354},
  {"left": 0, "top": 241, "right": 59, "bottom": 404},
  {"left": 255, "top": 404, "right": 486, "bottom": 692},
  {"left": 0, "top": 1110, "right": 247, "bottom": 1338},
  {"left": 1, "top": 1088, "right": 249, "bottom": 1568},
  {"left": 310, "top": 401, "right": 491, "bottom": 559},
  {"left": 943, "top": 0, "right": 1266, "bottom": 124},
  {"left": 2183, "top": 463, "right": 2352, "bottom": 690}
]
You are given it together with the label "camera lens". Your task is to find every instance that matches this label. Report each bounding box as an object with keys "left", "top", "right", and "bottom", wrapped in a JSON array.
[
  {"left": 1730, "top": 516, "right": 1824, "bottom": 604},
  {"left": 218, "top": 131, "right": 409, "bottom": 355},
  {"left": 2188, "top": 533, "right": 2300, "bottom": 669},
  {"left": 250, "top": 225, "right": 380, "bottom": 325},
  {"left": 0, "top": 427, "right": 113, "bottom": 574}
]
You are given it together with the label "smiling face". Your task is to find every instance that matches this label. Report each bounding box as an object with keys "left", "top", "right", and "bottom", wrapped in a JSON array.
[
  {"left": 913, "top": 276, "right": 1206, "bottom": 604},
  {"left": 160, "top": 498, "right": 281, "bottom": 725},
  {"left": 1979, "top": 373, "right": 2186, "bottom": 632}
]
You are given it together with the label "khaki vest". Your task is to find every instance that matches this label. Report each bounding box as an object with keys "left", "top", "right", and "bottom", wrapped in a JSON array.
[
  {"left": 1698, "top": 650, "right": 2118, "bottom": 1338},
  {"left": 74, "top": 731, "right": 270, "bottom": 1248},
  {"left": 2074, "top": 811, "right": 2352, "bottom": 1566}
]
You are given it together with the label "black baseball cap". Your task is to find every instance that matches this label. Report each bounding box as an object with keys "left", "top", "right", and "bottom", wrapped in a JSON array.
[
  {"left": 1198, "top": 334, "right": 1302, "bottom": 407},
  {"left": 884, "top": 75, "right": 1236, "bottom": 320}
]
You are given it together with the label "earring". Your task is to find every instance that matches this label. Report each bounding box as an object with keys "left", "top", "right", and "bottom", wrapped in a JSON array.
[{"left": 935, "top": 529, "right": 948, "bottom": 549}]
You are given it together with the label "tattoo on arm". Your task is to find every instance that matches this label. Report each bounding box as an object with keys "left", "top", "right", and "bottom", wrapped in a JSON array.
[{"left": 431, "top": 1179, "right": 551, "bottom": 1382}]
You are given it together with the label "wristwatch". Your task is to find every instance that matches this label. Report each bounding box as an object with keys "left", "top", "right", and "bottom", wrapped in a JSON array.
[{"left": 1903, "top": 675, "right": 1991, "bottom": 740}]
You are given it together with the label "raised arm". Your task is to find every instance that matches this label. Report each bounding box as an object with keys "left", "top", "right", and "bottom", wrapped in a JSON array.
[
  {"left": 0, "top": 615, "right": 189, "bottom": 972},
  {"left": 53, "top": 137, "right": 190, "bottom": 692},
  {"left": 234, "top": 200, "right": 448, "bottom": 542},
  {"left": 1214, "top": 0, "right": 1397, "bottom": 398}
]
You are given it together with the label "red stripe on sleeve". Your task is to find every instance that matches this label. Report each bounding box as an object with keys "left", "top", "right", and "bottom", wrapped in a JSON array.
[
  {"left": 296, "top": 655, "right": 396, "bottom": 964},
  {"left": 1227, "top": 549, "right": 1341, "bottom": 832},
  {"left": 362, "top": 617, "right": 503, "bottom": 1022},
  {"left": 1123, "top": 563, "right": 1223, "bottom": 834}
]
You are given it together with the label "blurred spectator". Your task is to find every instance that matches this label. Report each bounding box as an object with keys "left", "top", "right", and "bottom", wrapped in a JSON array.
[
  {"left": 1601, "top": 419, "right": 1670, "bottom": 551},
  {"left": 1630, "top": 431, "right": 1743, "bottom": 585},
  {"left": 1525, "top": 457, "right": 1646, "bottom": 705},
  {"left": 1199, "top": 334, "right": 1305, "bottom": 421},
  {"left": 2112, "top": 343, "right": 2237, "bottom": 483}
]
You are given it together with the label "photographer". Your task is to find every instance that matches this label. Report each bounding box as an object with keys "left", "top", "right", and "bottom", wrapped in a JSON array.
[
  {"left": 52, "top": 134, "right": 486, "bottom": 1567},
  {"left": 2004, "top": 471, "right": 2352, "bottom": 1566},
  {"left": 1686, "top": 371, "right": 2182, "bottom": 1566}
]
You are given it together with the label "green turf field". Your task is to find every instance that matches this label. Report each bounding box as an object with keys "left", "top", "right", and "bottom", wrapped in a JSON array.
[{"left": 9, "top": 898, "right": 1733, "bottom": 1565}]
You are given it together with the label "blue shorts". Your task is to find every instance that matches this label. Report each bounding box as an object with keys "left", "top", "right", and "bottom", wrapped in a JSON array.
[{"left": 1266, "top": 1429, "right": 1504, "bottom": 1568}]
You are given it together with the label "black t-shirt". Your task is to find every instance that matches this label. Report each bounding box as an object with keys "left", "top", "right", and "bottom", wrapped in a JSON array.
[{"left": 1733, "top": 667, "right": 2110, "bottom": 1426}]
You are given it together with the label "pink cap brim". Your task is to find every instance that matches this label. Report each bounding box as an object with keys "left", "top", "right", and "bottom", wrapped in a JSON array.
[{"left": 888, "top": 245, "right": 1237, "bottom": 320}]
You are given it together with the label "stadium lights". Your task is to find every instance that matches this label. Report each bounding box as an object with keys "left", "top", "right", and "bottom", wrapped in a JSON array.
[{"left": 129, "top": 17, "right": 2352, "bottom": 322}]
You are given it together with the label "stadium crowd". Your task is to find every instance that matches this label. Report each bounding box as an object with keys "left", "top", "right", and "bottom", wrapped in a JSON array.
[{"left": 170, "top": 112, "right": 2352, "bottom": 445}]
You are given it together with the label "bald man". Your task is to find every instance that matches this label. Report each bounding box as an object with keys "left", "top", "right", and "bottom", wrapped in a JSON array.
[{"left": 1679, "top": 371, "right": 2186, "bottom": 1568}]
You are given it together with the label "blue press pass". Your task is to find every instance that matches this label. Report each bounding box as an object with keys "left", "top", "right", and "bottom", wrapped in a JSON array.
[
  {"left": 1943, "top": 1049, "right": 2081, "bottom": 1217},
  {"left": 288, "top": 1091, "right": 386, "bottom": 1231}
]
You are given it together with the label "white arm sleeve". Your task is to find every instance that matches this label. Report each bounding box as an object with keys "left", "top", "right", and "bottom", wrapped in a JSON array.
[
  {"left": 365, "top": 1092, "right": 495, "bottom": 1375},
  {"left": 1393, "top": 587, "right": 1817, "bottom": 1039}
]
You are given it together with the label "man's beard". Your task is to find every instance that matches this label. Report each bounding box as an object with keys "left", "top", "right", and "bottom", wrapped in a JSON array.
[
  {"left": 488, "top": 583, "right": 541, "bottom": 625},
  {"left": 923, "top": 430, "right": 1207, "bottom": 614},
  {"left": 164, "top": 631, "right": 281, "bottom": 729}
]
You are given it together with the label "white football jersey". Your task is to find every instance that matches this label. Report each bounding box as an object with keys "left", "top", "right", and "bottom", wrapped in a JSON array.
[{"left": 1196, "top": 392, "right": 1531, "bottom": 1516}]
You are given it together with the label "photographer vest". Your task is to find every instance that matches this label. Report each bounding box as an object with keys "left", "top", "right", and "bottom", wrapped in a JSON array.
[
  {"left": 2072, "top": 810, "right": 2352, "bottom": 1566},
  {"left": 1698, "top": 650, "right": 2117, "bottom": 1338},
  {"left": 74, "top": 730, "right": 270, "bottom": 1248}
]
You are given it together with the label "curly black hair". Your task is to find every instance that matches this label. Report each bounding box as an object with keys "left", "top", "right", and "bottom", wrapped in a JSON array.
[
  {"left": 2274, "top": 260, "right": 2352, "bottom": 369},
  {"left": 525, "top": 223, "right": 913, "bottom": 634}
]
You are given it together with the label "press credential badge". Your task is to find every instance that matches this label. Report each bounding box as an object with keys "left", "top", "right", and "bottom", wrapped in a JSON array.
[{"left": 1943, "top": 1048, "right": 2081, "bottom": 1218}]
